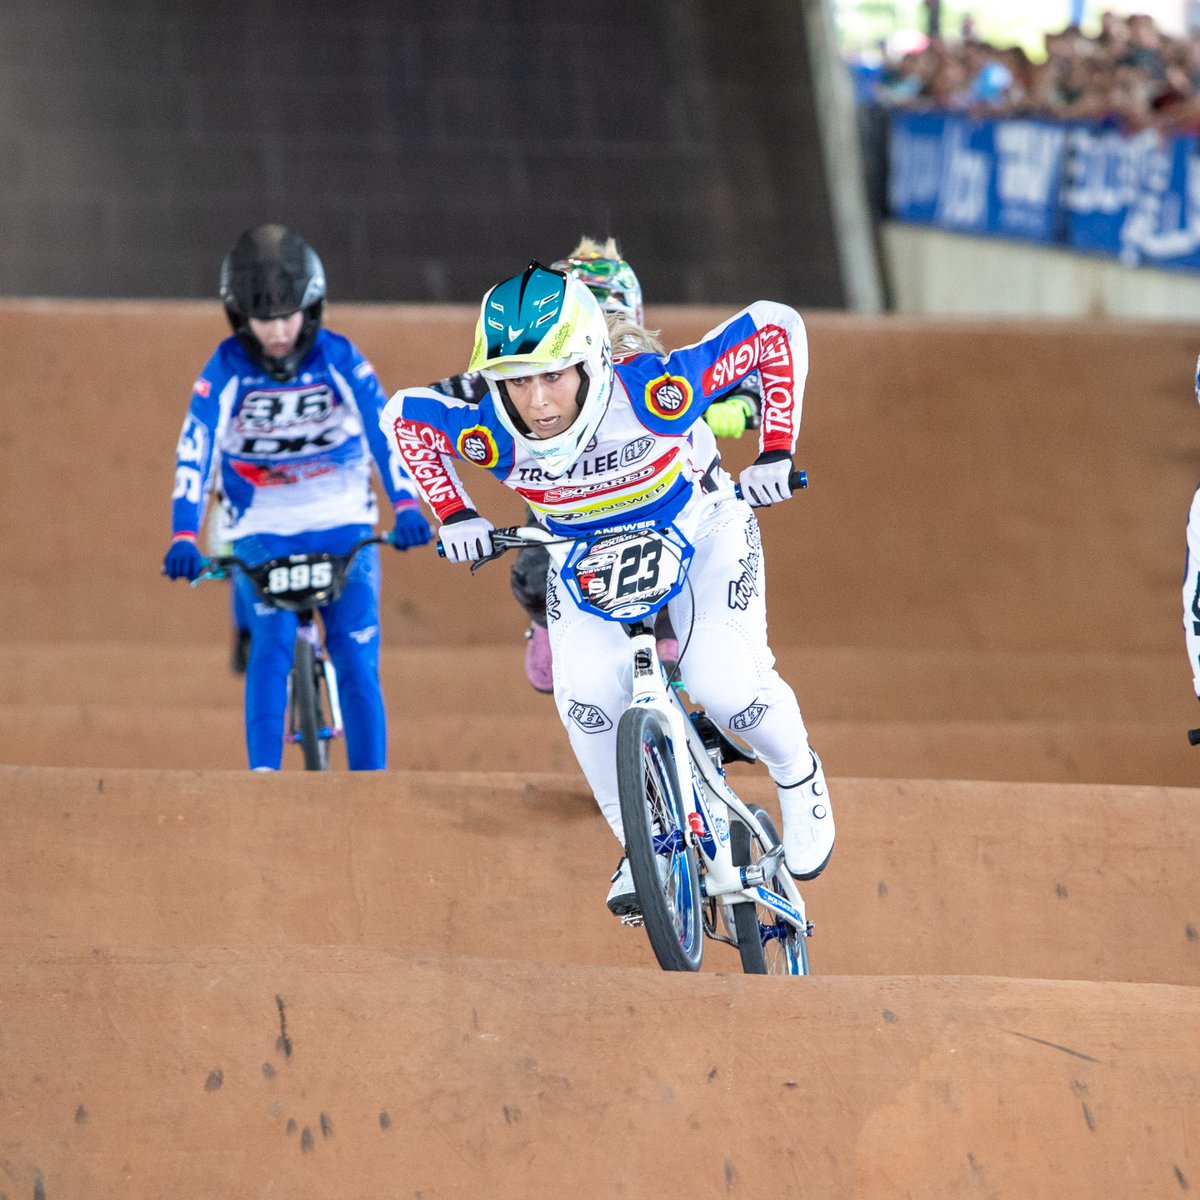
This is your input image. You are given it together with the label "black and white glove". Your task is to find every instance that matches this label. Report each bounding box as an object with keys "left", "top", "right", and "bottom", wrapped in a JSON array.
[
  {"left": 739, "top": 451, "right": 794, "bottom": 507},
  {"left": 438, "top": 508, "right": 495, "bottom": 563}
]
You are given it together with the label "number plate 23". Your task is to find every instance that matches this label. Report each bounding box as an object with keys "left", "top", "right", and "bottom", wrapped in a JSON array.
[{"left": 562, "top": 525, "right": 694, "bottom": 621}]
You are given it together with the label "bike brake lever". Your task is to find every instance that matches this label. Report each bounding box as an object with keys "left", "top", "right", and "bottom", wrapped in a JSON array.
[
  {"left": 468, "top": 546, "right": 509, "bottom": 574},
  {"left": 464, "top": 529, "right": 530, "bottom": 573}
]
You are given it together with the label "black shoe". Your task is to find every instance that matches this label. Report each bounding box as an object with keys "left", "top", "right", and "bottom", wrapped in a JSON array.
[{"left": 231, "top": 629, "right": 251, "bottom": 675}]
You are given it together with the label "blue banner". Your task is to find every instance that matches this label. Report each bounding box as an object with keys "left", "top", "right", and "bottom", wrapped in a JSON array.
[
  {"left": 889, "top": 111, "right": 1066, "bottom": 243},
  {"left": 888, "top": 110, "right": 1200, "bottom": 272}
]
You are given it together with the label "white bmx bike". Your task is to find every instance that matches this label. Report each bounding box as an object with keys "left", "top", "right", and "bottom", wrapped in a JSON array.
[{"left": 461, "top": 473, "right": 813, "bottom": 974}]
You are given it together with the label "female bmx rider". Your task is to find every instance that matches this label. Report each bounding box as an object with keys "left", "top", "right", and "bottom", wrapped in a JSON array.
[
  {"left": 162, "top": 224, "right": 430, "bottom": 770},
  {"left": 382, "top": 262, "right": 831, "bottom": 914}
]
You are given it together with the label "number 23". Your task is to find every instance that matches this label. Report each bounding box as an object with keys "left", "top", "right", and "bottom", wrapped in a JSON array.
[{"left": 615, "top": 542, "right": 663, "bottom": 597}]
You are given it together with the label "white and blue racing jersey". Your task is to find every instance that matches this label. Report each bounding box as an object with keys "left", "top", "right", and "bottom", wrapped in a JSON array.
[
  {"left": 171, "top": 329, "right": 420, "bottom": 541},
  {"left": 381, "top": 301, "right": 806, "bottom": 536}
]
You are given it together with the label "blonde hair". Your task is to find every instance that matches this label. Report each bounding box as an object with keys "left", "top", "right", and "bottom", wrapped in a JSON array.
[
  {"left": 567, "top": 234, "right": 622, "bottom": 260},
  {"left": 606, "top": 310, "right": 664, "bottom": 357}
]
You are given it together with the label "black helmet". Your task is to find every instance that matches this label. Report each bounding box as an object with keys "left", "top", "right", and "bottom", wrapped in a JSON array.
[{"left": 219, "top": 224, "right": 326, "bottom": 381}]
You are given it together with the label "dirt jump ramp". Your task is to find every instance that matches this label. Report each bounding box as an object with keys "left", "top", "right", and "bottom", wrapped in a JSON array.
[{"left": 2, "top": 302, "right": 1199, "bottom": 1196}]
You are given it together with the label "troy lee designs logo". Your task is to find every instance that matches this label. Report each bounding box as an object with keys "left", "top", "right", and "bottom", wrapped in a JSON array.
[
  {"left": 394, "top": 420, "right": 458, "bottom": 508},
  {"left": 567, "top": 702, "right": 612, "bottom": 733},
  {"left": 729, "top": 701, "right": 767, "bottom": 731},
  {"left": 457, "top": 425, "right": 500, "bottom": 467},
  {"left": 702, "top": 324, "right": 795, "bottom": 442},
  {"left": 622, "top": 436, "right": 654, "bottom": 465},
  {"left": 645, "top": 374, "right": 693, "bottom": 419},
  {"left": 728, "top": 515, "right": 762, "bottom": 611},
  {"left": 545, "top": 574, "right": 562, "bottom": 623}
]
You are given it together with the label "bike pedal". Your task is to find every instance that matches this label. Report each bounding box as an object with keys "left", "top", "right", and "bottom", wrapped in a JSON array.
[{"left": 620, "top": 912, "right": 646, "bottom": 928}]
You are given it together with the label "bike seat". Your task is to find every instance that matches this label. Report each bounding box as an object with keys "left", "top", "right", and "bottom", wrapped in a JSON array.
[{"left": 690, "top": 711, "right": 758, "bottom": 765}]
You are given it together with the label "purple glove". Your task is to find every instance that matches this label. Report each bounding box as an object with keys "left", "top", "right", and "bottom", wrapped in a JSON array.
[
  {"left": 162, "top": 537, "right": 203, "bottom": 581},
  {"left": 390, "top": 505, "right": 432, "bottom": 550}
]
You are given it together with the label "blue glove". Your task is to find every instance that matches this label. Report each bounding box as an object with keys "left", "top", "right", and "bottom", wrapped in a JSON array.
[
  {"left": 162, "top": 538, "right": 203, "bottom": 581},
  {"left": 390, "top": 505, "right": 432, "bottom": 550}
]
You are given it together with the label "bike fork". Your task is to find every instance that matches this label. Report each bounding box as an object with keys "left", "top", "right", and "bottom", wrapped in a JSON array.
[
  {"left": 628, "top": 627, "right": 693, "bottom": 796},
  {"left": 322, "top": 655, "right": 344, "bottom": 738},
  {"left": 294, "top": 620, "right": 344, "bottom": 742}
]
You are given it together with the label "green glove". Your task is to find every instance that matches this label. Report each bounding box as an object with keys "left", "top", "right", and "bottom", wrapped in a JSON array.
[{"left": 703, "top": 394, "right": 756, "bottom": 439}]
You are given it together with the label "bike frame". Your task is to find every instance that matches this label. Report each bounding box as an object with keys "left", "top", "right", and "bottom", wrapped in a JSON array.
[{"left": 625, "top": 621, "right": 809, "bottom": 947}]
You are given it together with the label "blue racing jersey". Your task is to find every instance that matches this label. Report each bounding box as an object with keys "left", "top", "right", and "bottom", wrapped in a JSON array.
[{"left": 171, "top": 329, "right": 420, "bottom": 541}]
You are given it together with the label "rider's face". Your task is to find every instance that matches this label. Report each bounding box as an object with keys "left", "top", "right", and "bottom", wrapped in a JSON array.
[
  {"left": 504, "top": 366, "right": 582, "bottom": 439},
  {"left": 249, "top": 311, "right": 304, "bottom": 359}
]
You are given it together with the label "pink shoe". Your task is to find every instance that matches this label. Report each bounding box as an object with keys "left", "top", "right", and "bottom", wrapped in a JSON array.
[
  {"left": 656, "top": 636, "right": 680, "bottom": 673},
  {"left": 524, "top": 624, "right": 554, "bottom": 693}
]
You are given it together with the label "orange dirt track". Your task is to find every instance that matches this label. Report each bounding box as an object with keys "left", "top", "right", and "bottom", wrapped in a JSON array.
[{"left": 2, "top": 300, "right": 1199, "bottom": 1197}]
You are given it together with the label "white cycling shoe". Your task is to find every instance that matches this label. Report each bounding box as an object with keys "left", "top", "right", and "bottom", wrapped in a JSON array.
[
  {"left": 778, "top": 752, "right": 834, "bottom": 880},
  {"left": 606, "top": 856, "right": 639, "bottom": 917}
]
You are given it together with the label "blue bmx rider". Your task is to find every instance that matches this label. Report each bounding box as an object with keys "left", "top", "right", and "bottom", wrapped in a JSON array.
[{"left": 162, "top": 225, "right": 430, "bottom": 770}]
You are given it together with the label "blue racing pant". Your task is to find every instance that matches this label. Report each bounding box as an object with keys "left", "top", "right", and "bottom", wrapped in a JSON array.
[{"left": 233, "top": 524, "right": 386, "bottom": 770}]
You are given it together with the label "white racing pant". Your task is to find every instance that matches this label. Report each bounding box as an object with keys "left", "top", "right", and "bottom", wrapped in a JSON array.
[
  {"left": 547, "top": 496, "right": 817, "bottom": 844},
  {"left": 1184, "top": 485, "right": 1200, "bottom": 696}
]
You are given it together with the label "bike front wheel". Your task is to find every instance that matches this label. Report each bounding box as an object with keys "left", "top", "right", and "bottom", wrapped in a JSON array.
[
  {"left": 731, "top": 807, "right": 810, "bottom": 976},
  {"left": 617, "top": 707, "right": 704, "bottom": 972},
  {"left": 290, "top": 639, "right": 329, "bottom": 771}
]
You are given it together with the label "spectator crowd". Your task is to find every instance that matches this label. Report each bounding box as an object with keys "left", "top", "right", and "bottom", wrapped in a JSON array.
[{"left": 870, "top": 11, "right": 1200, "bottom": 132}]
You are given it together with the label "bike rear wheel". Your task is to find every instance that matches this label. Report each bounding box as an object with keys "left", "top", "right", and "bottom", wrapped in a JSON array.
[
  {"left": 731, "top": 807, "right": 810, "bottom": 976},
  {"left": 290, "top": 639, "right": 329, "bottom": 771},
  {"left": 617, "top": 707, "right": 703, "bottom": 972}
]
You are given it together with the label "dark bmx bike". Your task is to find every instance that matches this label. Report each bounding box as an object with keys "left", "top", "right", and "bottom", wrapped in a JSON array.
[{"left": 196, "top": 534, "right": 385, "bottom": 770}]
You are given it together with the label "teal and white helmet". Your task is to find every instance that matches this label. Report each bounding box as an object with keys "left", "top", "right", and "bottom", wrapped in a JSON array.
[{"left": 470, "top": 262, "right": 614, "bottom": 479}]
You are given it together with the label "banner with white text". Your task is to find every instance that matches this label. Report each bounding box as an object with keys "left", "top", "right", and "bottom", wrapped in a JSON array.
[{"left": 888, "top": 111, "right": 1200, "bottom": 271}]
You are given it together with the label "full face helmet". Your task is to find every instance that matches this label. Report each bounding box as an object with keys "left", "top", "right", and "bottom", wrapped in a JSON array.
[
  {"left": 469, "top": 262, "right": 615, "bottom": 479},
  {"left": 219, "top": 224, "right": 326, "bottom": 381},
  {"left": 551, "top": 236, "right": 644, "bottom": 326}
]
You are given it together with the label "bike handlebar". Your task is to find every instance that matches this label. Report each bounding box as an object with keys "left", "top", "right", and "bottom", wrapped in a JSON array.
[
  {"left": 192, "top": 535, "right": 390, "bottom": 614},
  {"left": 717, "top": 468, "right": 807, "bottom": 505},
  {"left": 436, "top": 468, "right": 808, "bottom": 561},
  {"left": 197, "top": 533, "right": 388, "bottom": 582}
]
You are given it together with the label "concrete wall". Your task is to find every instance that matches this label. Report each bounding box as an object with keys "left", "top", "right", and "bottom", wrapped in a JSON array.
[
  {"left": 0, "top": 0, "right": 844, "bottom": 307},
  {"left": 883, "top": 221, "right": 1200, "bottom": 321}
]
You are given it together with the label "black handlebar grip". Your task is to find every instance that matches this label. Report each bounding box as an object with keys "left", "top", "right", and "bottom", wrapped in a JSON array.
[
  {"left": 790, "top": 469, "right": 808, "bottom": 491},
  {"left": 1188, "top": 727, "right": 1200, "bottom": 746}
]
